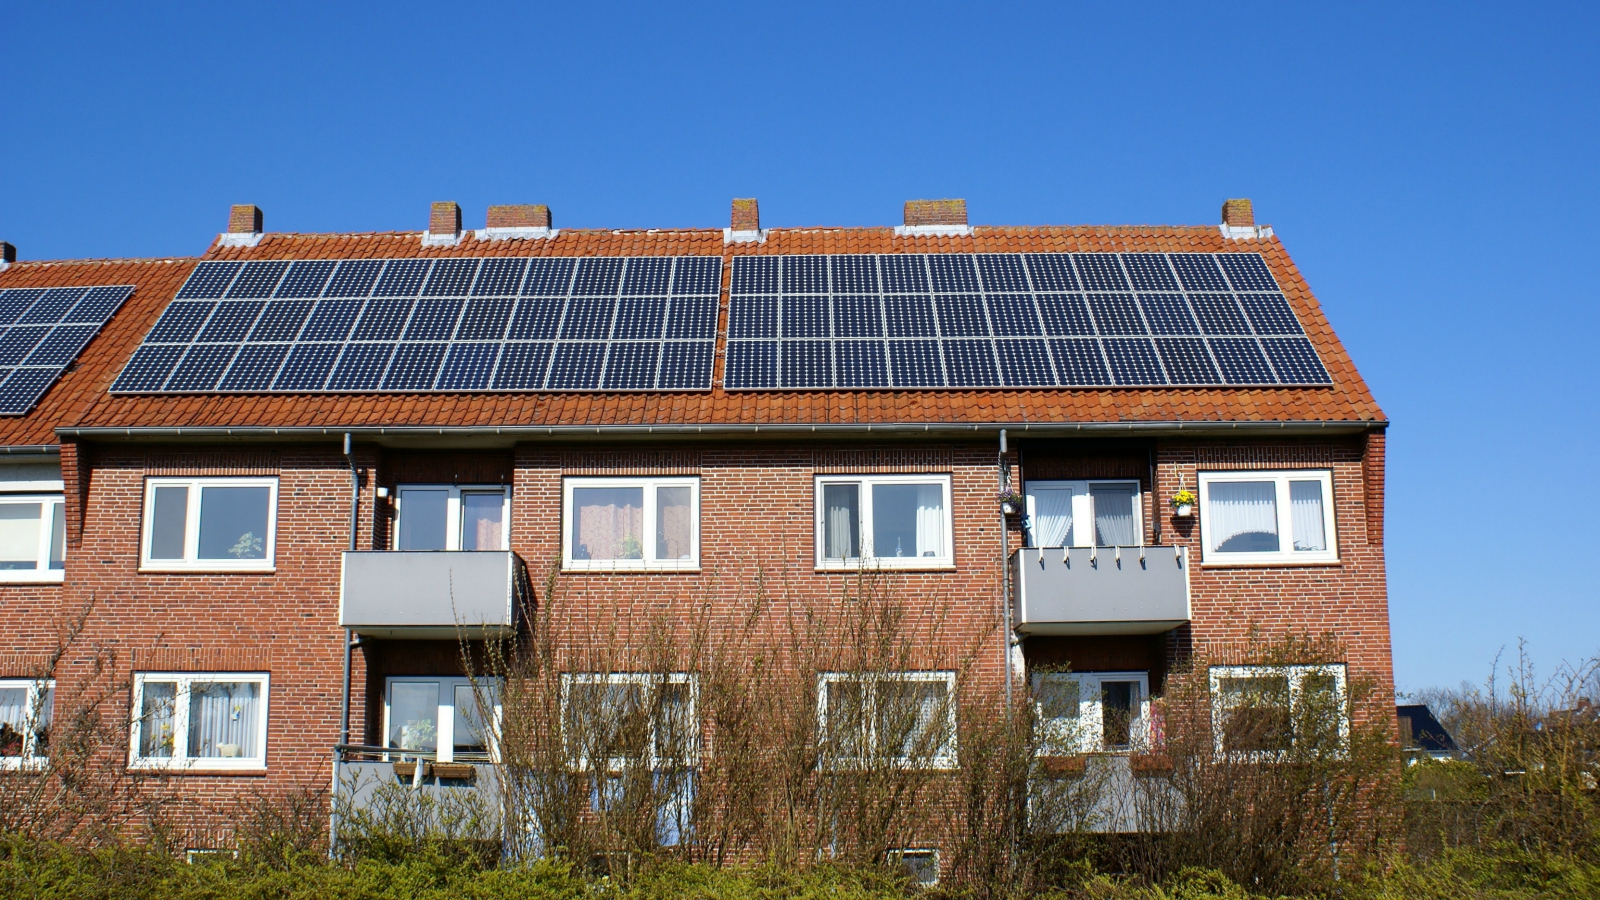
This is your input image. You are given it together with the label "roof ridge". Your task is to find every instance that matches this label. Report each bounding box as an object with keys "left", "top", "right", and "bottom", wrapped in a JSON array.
[{"left": 2, "top": 256, "right": 194, "bottom": 269}]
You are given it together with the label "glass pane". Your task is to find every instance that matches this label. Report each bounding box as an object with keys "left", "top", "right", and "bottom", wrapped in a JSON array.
[
  {"left": 871, "top": 482, "right": 943, "bottom": 559},
  {"left": 1219, "top": 675, "right": 1292, "bottom": 753},
  {"left": 459, "top": 491, "right": 505, "bottom": 551},
  {"left": 188, "top": 681, "right": 261, "bottom": 758},
  {"left": 1208, "top": 481, "right": 1280, "bottom": 553},
  {"left": 565, "top": 680, "right": 646, "bottom": 763},
  {"left": 197, "top": 486, "right": 270, "bottom": 560},
  {"left": 1101, "top": 681, "right": 1139, "bottom": 749},
  {"left": 49, "top": 504, "right": 64, "bottom": 570},
  {"left": 35, "top": 686, "right": 52, "bottom": 757},
  {"left": 1091, "top": 485, "right": 1136, "bottom": 547},
  {"left": 453, "top": 684, "right": 490, "bottom": 754},
  {"left": 139, "top": 682, "right": 177, "bottom": 758},
  {"left": 654, "top": 681, "right": 694, "bottom": 763},
  {"left": 571, "top": 487, "right": 644, "bottom": 560},
  {"left": 825, "top": 679, "right": 867, "bottom": 758},
  {"left": 0, "top": 687, "right": 26, "bottom": 757},
  {"left": 398, "top": 488, "right": 449, "bottom": 551},
  {"left": 879, "top": 679, "right": 948, "bottom": 759},
  {"left": 1296, "top": 672, "right": 1343, "bottom": 752},
  {"left": 1289, "top": 480, "right": 1327, "bottom": 552},
  {"left": 655, "top": 486, "right": 693, "bottom": 560},
  {"left": 1028, "top": 487, "right": 1073, "bottom": 547},
  {"left": 0, "top": 503, "right": 41, "bottom": 570},
  {"left": 389, "top": 682, "right": 439, "bottom": 752},
  {"left": 822, "top": 483, "right": 860, "bottom": 560},
  {"left": 150, "top": 486, "right": 188, "bottom": 559},
  {"left": 1036, "top": 678, "right": 1082, "bottom": 755}
]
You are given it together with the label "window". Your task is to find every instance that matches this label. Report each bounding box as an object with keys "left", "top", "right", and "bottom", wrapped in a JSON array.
[
  {"left": 1210, "top": 664, "right": 1348, "bottom": 758},
  {"left": 393, "top": 485, "right": 509, "bottom": 551},
  {"left": 560, "top": 673, "right": 697, "bottom": 771},
  {"left": 1024, "top": 480, "right": 1142, "bottom": 548},
  {"left": 563, "top": 477, "right": 699, "bottom": 570},
  {"left": 0, "top": 678, "right": 53, "bottom": 769},
  {"left": 1198, "top": 470, "right": 1337, "bottom": 564},
  {"left": 818, "top": 671, "right": 956, "bottom": 768},
  {"left": 140, "top": 477, "right": 278, "bottom": 571},
  {"left": 130, "top": 673, "right": 269, "bottom": 770},
  {"left": 384, "top": 676, "right": 502, "bottom": 762},
  {"left": 1033, "top": 671, "right": 1151, "bottom": 754},
  {"left": 0, "top": 495, "right": 65, "bottom": 582},
  {"left": 815, "top": 475, "right": 953, "bottom": 569},
  {"left": 890, "top": 848, "right": 941, "bottom": 887}
]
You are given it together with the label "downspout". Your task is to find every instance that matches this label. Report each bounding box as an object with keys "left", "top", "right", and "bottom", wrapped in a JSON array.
[
  {"left": 1000, "top": 429, "right": 1011, "bottom": 709},
  {"left": 341, "top": 433, "right": 357, "bottom": 747},
  {"left": 1148, "top": 444, "right": 1161, "bottom": 546}
]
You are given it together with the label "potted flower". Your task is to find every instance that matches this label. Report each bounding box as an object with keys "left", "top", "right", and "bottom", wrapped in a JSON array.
[
  {"left": 998, "top": 489, "right": 1025, "bottom": 516},
  {"left": 1171, "top": 488, "right": 1196, "bottom": 518}
]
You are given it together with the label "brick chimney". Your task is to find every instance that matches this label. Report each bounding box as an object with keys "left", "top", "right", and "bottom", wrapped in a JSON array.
[
  {"left": 423, "top": 201, "right": 463, "bottom": 246},
  {"left": 904, "top": 199, "right": 967, "bottom": 227},
  {"left": 0, "top": 242, "right": 14, "bottom": 271},
  {"left": 228, "top": 204, "right": 263, "bottom": 234},
  {"left": 1221, "top": 198, "right": 1254, "bottom": 228},
  {"left": 486, "top": 205, "right": 551, "bottom": 229},
  {"left": 725, "top": 198, "right": 764, "bottom": 243}
]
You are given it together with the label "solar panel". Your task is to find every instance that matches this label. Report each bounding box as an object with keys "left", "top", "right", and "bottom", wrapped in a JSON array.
[
  {"left": 0, "top": 284, "right": 134, "bottom": 414},
  {"left": 723, "top": 254, "right": 1330, "bottom": 389},
  {"left": 113, "top": 257, "right": 722, "bottom": 393}
]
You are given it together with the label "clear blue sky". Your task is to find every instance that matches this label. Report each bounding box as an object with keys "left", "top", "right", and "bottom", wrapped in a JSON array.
[{"left": 3, "top": 3, "right": 1596, "bottom": 694}]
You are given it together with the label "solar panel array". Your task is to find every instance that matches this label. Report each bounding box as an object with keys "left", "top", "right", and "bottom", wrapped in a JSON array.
[
  {"left": 0, "top": 285, "right": 134, "bottom": 415},
  {"left": 110, "top": 257, "right": 722, "bottom": 393},
  {"left": 723, "top": 253, "right": 1331, "bottom": 390}
]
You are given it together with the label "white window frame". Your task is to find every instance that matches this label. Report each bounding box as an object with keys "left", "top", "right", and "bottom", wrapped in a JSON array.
[
  {"left": 0, "top": 492, "right": 65, "bottom": 583},
  {"left": 1032, "top": 671, "right": 1152, "bottom": 755},
  {"left": 0, "top": 677, "right": 54, "bottom": 770},
  {"left": 561, "top": 477, "right": 700, "bottom": 571},
  {"left": 391, "top": 484, "right": 511, "bottom": 551},
  {"left": 817, "top": 670, "right": 958, "bottom": 770},
  {"left": 559, "top": 672, "right": 699, "bottom": 772},
  {"left": 889, "top": 848, "right": 941, "bottom": 887},
  {"left": 382, "top": 675, "right": 503, "bottom": 764},
  {"left": 129, "top": 672, "right": 270, "bottom": 771},
  {"left": 1209, "top": 664, "right": 1349, "bottom": 760},
  {"left": 1022, "top": 479, "right": 1143, "bottom": 548},
  {"left": 1197, "top": 469, "right": 1338, "bottom": 565},
  {"left": 813, "top": 474, "right": 955, "bottom": 570},
  {"left": 139, "top": 477, "right": 279, "bottom": 572}
]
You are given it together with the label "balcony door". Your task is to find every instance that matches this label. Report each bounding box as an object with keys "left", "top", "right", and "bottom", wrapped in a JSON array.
[
  {"left": 393, "top": 485, "right": 509, "bottom": 551},
  {"left": 1024, "top": 480, "right": 1141, "bottom": 548},
  {"left": 383, "top": 676, "right": 501, "bottom": 763}
]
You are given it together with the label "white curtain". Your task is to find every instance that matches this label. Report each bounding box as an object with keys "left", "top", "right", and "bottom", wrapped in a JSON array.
[
  {"left": 460, "top": 491, "right": 505, "bottom": 551},
  {"left": 824, "top": 484, "right": 859, "bottom": 559},
  {"left": 1092, "top": 486, "right": 1136, "bottom": 547},
  {"left": 0, "top": 687, "right": 27, "bottom": 757},
  {"left": 1029, "top": 488, "right": 1073, "bottom": 548},
  {"left": 1289, "top": 480, "right": 1327, "bottom": 551},
  {"left": 188, "top": 681, "right": 261, "bottom": 758},
  {"left": 914, "top": 484, "right": 944, "bottom": 557},
  {"left": 1208, "top": 481, "right": 1280, "bottom": 552}
]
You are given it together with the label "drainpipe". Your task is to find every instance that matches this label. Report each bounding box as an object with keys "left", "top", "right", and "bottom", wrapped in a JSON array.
[
  {"left": 341, "top": 434, "right": 357, "bottom": 748},
  {"left": 1000, "top": 429, "right": 1011, "bottom": 709}
]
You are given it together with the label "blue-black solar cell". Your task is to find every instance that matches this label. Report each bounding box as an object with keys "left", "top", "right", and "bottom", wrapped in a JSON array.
[
  {"left": 471, "top": 258, "right": 528, "bottom": 296},
  {"left": 659, "top": 342, "right": 713, "bottom": 390},
  {"left": 996, "top": 338, "right": 1054, "bottom": 387},
  {"left": 1236, "top": 294, "right": 1303, "bottom": 335},
  {"left": 833, "top": 295, "right": 884, "bottom": 338},
  {"left": 622, "top": 258, "right": 671, "bottom": 295},
  {"left": 1260, "top": 337, "right": 1330, "bottom": 384},
  {"left": 0, "top": 328, "right": 51, "bottom": 366},
  {"left": 879, "top": 256, "right": 929, "bottom": 294},
  {"left": 218, "top": 344, "right": 290, "bottom": 391},
  {"left": 324, "top": 260, "right": 385, "bottom": 297},
  {"left": 1087, "top": 294, "right": 1146, "bottom": 335},
  {"left": 271, "top": 344, "right": 341, "bottom": 391},
  {"left": 613, "top": 297, "right": 666, "bottom": 340},
  {"left": 781, "top": 256, "right": 828, "bottom": 294},
  {"left": 884, "top": 296, "right": 938, "bottom": 337},
  {"left": 66, "top": 285, "right": 134, "bottom": 323},
  {"left": 299, "top": 299, "right": 365, "bottom": 342},
  {"left": 731, "top": 257, "right": 778, "bottom": 295},
  {"left": 977, "top": 255, "right": 1029, "bottom": 292},
  {"left": 381, "top": 343, "right": 447, "bottom": 390},
  {"left": 196, "top": 301, "right": 265, "bottom": 343},
  {"left": 988, "top": 294, "right": 1042, "bottom": 336},
  {"left": 602, "top": 342, "right": 659, "bottom": 390},
  {"left": 666, "top": 296, "right": 717, "bottom": 339},
  {"left": 491, "top": 342, "right": 554, "bottom": 389},
  {"left": 456, "top": 298, "right": 514, "bottom": 340},
  {"left": 166, "top": 345, "right": 238, "bottom": 391},
  {"left": 0, "top": 291, "right": 37, "bottom": 325},
  {"left": 1188, "top": 294, "right": 1251, "bottom": 335},
  {"left": 23, "top": 326, "right": 97, "bottom": 366},
  {"left": 935, "top": 294, "right": 990, "bottom": 337},
  {"left": 888, "top": 339, "right": 944, "bottom": 387},
  {"left": 403, "top": 299, "right": 465, "bottom": 341},
  {"left": 225, "top": 261, "right": 290, "bottom": 298},
  {"left": 506, "top": 297, "right": 564, "bottom": 340},
  {"left": 1103, "top": 338, "right": 1167, "bottom": 386},
  {"left": 1025, "top": 255, "right": 1078, "bottom": 292},
  {"left": 1138, "top": 294, "right": 1202, "bottom": 335},
  {"left": 944, "top": 339, "right": 1000, "bottom": 386},
  {"left": 835, "top": 340, "right": 888, "bottom": 388},
  {"left": 0, "top": 369, "right": 61, "bottom": 414},
  {"left": 781, "top": 340, "right": 831, "bottom": 388},
  {"left": 1218, "top": 254, "right": 1279, "bottom": 291},
  {"left": 20, "top": 288, "right": 89, "bottom": 324},
  {"left": 147, "top": 302, "right": 217, "bottom": 343},
  {"left": 547, "top": 342, "right": 605, "bottom": 389},
  {"left": 928, "top": 255, "right": 979, "bottom": 292},
  {"left": 177, "top": 261, "right": 243, "bottom": 299},
  {"left": 435, "top": 343, "right": 500, "bottom": 390},
  {"left": 274, "top": 260, "right": 336, "bottom": 298},
  {"left": 1035, "top": 294, "right": 1095, "bottom": 336},
  {"left": 1073, "top": 255, "right": 1130, "bottom": 291},
  {"left": 831, "top": 256, "right": 878, "bottom": 293},
  {"left": 326, "top": 343, "right": 395, "bottom": 391},
  {"left": 1049, "top": 338, "right": 1111, "bottom": 386},
  {"left": 560, "top": 297, "right": 614, "bottom": 340},
  {"left": 671, "top": 256, "right": 722, "bottom": 296},
  {"left": 351, "top": 299, "right": 414, "bottom": 341},
  {"left": 112, "top": 345, "right": 186, "bottom": 391},
  {"left": 372, "top": 259, "right": 432, "bottom": 297},
  {"left": 571, "top": 258, "right": 623, "bottom": 296},
  {"left": 1168, "top": 254, "right": 1229, "bottom": 292},
  {"left": 728, "top": 296, "right": 777, "bottom": 339},
  {"left": 724, "top": 341, "right": 776, "bottom": 389},
  {"left": 1122, "top": 255, "right": 1179, "bottom": 291},
  {"left": 1208, "top": 338, "right": 1276, "bottom": 384},
  {"left": 421, "top": 258, "right": 479, "bottom": 297},
  {"left": 1154, "top": 338, "right": 1220, "bottom": 384},
  {"left": 782, "top": 296, "right": 829, "bottom": 338},
  {"left": 523, "top": 258, "right": 577, "bottom": 296}
]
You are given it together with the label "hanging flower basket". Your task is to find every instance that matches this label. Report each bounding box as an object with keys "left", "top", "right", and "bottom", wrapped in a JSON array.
[
  {"left": 997, "top": 489, "right": 1025, "bottom": 516},
  {"left": 1171, "top": 489, "right": 1196, "bottom": 518}
]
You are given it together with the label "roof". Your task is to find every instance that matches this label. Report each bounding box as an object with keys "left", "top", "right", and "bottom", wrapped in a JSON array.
[
  {"left": 1397, "top": 704, "right": 1458, "bottom": 753},
  {"left": 27, "top": 223, "right": 1385, "bottom": 439}
]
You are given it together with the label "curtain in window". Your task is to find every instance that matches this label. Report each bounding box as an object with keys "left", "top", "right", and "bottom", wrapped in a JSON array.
[
  {"left": 823, "top": 484, "right": 859, "bottom": 559},
  {"left": 139, "top": 682, "right": 177, "bottom": 758},
  {"left": 1029, "top": 488, "right": 1073, "bottom": 548},
  {"left": 1208, "top": 481, "right": 1280, "bottom": 552},
  {"left": 0, "top": 687, "right": 27, "bottom": 757},
  {"left": 914, "top": 484, "right": 944, "bottom": 558},
  {"left": 1092, "top": 485, "right": 1136, "bottom": 547},
  {"left": 1289, "top": 480, "right": 1327, "bottom": 551},
  {"left": 573, "top": 487, "right": 644, "bottom": 560},
  {"left": 188, "top": 681, "right": 261, "bottom": 758},
  {"left": 460, "top": 491, "right": 504, "bottom": 551},
  {"left": 35, "top": 686, "right": 51, "bottom": 756},
  {"left": 655, "top": 486, "right": 693, "bottom": 560},
  {"left": 0, "top": 503, "right": 41, "bottom": 570}
]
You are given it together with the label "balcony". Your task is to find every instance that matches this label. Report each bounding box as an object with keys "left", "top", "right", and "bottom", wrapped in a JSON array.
[
  {"left": 1011, "top": 545, "right": 1190, "bottom": 636},
  {"left": 333, "top": 744, "right": 501, "bottom": 826},
  {"left": 339, "top": 550, "right": 529, "bottom": 639}
]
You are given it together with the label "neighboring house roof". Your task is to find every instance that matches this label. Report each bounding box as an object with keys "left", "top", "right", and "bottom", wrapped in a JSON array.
[
  {"left": 1397, "top": 704, "right": 1458, "bottom": 754},
  {"left": 59, "top": 224, "right": 1384, "bottom": 435}
]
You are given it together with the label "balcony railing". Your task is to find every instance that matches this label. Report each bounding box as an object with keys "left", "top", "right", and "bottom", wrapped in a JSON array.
[
  {"left": 1011, "top": 545, "right": 1190, "bottom": 635},
  {"left": 339, "top": 550, "right": 529, "bottom": 639}
]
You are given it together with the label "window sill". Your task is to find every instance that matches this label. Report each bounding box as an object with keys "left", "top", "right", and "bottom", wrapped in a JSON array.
[
  {"left": 815, "top": 562, "right": 957, "bottom": 573},
  {"left": 137, "top": 566, "right": 277, "bottom": 575},
  {"left": 0, "top": 758, "right": 49, "bottom": 771},
  {"left": 128, "top": 762, "right": 268, "bottom": 776},
  {"left": 1199, "top": 558, "right": 1342, "bottom": 569},
  {"left": 561, "top": 564, "right": 701, "bottom": 574},
  {"left": 0, "top": 572, "right": 65, "bottom": 584}
]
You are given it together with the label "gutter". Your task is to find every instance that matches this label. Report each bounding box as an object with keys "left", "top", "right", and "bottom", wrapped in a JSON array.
[{"left": 0, "top": 445, "right": 61, "bottom": 455}]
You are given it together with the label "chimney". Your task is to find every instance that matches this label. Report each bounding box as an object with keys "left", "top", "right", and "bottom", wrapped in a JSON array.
[
  {"left": 228, "top": 204, "right": 263, "bottom": 234},
  {"left": 0, "top": 242, "right": 14, "bottom": 271},
  {"left": 1221, "top": 198, "right": 1254, "bottom": 228},
  {"left": 423, "top": 201, "right": 463, "bottom": 246},
  {"left": 896, "top": 199, "right": 972, "bottom": 236},
  {"left": 486, "top": 205, "right": 551, "bottom": 229},
  {"left": 725, "top": 198, "right": 764, "bottom": 243}
]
